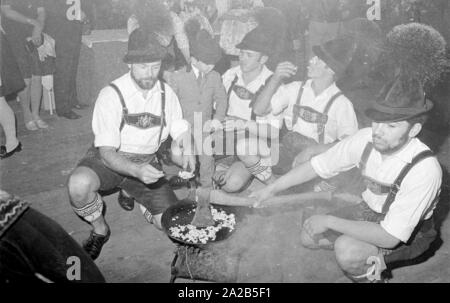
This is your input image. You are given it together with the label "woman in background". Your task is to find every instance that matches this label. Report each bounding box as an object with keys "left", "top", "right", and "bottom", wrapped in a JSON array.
[{"left": 0, "top": 16, "right": 25, "bottom": 159}]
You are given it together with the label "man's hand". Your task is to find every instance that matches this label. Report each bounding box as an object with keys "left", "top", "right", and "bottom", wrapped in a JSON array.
[
  {"left": 182, "top": 154, "right": 196, "bottom": 174},
  {"left": 135, "top": 163, "right": 165, "bottom": 184},
  {"left": 273, "top": 61, "right": 298, "bottom": 82},
  {"left": 31, "top": 21, "right": 43, "bottom": 45},
  {"left": 249, "top": 185, "right": 275, "bottom": 208},
  {"left": 303, "top": 215, "right": 330, "bottom": 238}
]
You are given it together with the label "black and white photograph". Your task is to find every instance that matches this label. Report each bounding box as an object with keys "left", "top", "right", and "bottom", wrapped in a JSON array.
[{"left": 1, "top": 0, "right": 450, "bottom": 288}]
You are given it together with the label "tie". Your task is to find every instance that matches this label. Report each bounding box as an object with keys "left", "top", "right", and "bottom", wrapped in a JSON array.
[{"left": 197, "top": 72, "right": 204, "bottom": 87}]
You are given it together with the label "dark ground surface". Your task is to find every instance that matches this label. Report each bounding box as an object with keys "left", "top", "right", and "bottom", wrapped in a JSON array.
[{"left": 0, "top": 89, "right": 449, "bottom": 283}]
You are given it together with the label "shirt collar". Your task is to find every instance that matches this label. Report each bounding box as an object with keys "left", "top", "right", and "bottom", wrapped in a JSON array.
[
  {"left": 305, "top": 79, "right": 339, "bottom": 100},
  {"left": 370, "top": 133, "right": 421, "bottom": 164},
  {"left": 236, "top": 65, "right": 273, "bottom": 88},
  {"left": 124, "top": 72, "right": 162, "bottom": 100},
  {"left": 191, "top": 64, "right": 200, "bottom": 78}
]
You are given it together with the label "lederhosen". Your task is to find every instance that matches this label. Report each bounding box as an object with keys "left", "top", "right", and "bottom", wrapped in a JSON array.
[
  {"left": 214, "top": 74, "right": 273, "bottom": 157},
  {"left": 290, "top": 81, "right": 343, "bottom": 145},
  {"left": 322, "top": 142, "right": 438, "bottom": 264},
  {"left": 75, "top": 81, "right": 177, "bottom": 219},
  {"left": 273, "top": 83, "right": 342, "bottom": 174},
  {"left": 80, "top": 81, "right": 166, "bottom": 168},
  {"left": 108, "top": 82, "right": 166, "bottom": 169}
]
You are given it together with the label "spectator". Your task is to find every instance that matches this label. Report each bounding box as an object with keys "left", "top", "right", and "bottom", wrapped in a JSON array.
[
  {"left": 44, "top": 0, "right": 93, "bottom": 120},
  {"left": 217, "top": 0, "right": 263, "bottom": 59},
  {"left": 1, "top": 0, "right": 49, "bottom": 131},
  {"left": 0, "top": 189, "right": 105, "bottom": 282},
  {"left": 128, "top": 0, "right": 188, "bottom": 69},
  {"left": 0, "top": 17, "right": 25, "bottom": 159}
]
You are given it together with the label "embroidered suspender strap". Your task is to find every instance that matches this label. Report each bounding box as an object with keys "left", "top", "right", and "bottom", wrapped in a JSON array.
[
  {"left": 157, "top": 82, "right": 166, "bottom": 146},
  {"left": 381, "top": 150, "right": 435, "bottom": 214},
  {"left": 225, "top": 75, "right": 239, "bottom": 117},
  {"left": 317, "top": 91, "right": 343, "bottom": 144},
  {"left": 109, "top": 83, "right": 128, "bottom": 132},
  {"left": 359, "top": 142, "right": 373, "bottom": 174},
  {"left": 292, "top": 81, "right": 306, "bottom": 127}
]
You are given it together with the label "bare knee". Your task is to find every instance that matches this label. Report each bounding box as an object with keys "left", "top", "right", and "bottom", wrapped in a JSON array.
[
  {"left": 68, "top": 167, "right": 100, "bottom": 205},
  {"left": 222, "top": 173, "right": 250, "bottom": 193},
  {"left": 334, "top": 235, "right": 373, "bottom": 274}
]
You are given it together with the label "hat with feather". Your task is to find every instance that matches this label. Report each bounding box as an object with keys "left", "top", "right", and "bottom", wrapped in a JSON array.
[{"left": 365, "top": 23, "right": 448, "bottom": 122}]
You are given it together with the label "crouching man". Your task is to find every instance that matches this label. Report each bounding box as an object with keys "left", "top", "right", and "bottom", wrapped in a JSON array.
[
  {"left": 67, "top": 28, "right": 195, "bottom": 260},
  {"left": 251, "top": 76, "right": 442, "bottom": 282}
]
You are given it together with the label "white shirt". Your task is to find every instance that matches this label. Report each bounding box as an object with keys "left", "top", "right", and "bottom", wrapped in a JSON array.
[
  {"left": 311, "top": 128, "right": 442, "bottom": 243},
  {"left": 93, "top": 72, "right": 189, "bottom": 154},
  {"left": 222, "top": 65, "right": 283, "bottom": 129},
  {"left": 271, "top": 79, "right": 358, "bottom": 144}
]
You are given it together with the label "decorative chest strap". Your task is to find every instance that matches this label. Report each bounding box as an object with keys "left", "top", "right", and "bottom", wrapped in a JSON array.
[
  {"left": 358, "top": 142, "right": 435, "bottom": 214},
  {"left": 292, "top": 83, "right": 342, "bottom": 144},
  {"left": 109, "top": 81, "right": 166, "bottom": 146}
]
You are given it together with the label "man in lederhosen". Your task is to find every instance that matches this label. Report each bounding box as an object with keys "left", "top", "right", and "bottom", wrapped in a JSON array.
[
  {"left": 67, "top": 28, "right": 196, "bottom": 260},
  {"left": 212, "top": 26, "right": 284, "bottom": 193},
  {"left": 252, "top": 36, "right": 359, "bottom": 189},
  {"left": 251, "top": 75, "right": 442, "bottom": 282}
]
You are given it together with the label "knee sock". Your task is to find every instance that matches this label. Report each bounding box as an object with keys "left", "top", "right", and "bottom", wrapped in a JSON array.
[
  {"left": 245, "top": 159, "right": 272, "bottom": 182},
  {"left": 139, "top": 204, "right": 153, "bottom": 224},
  {"left": 72, "top": 193, "right": 104, "bottom": 222}
]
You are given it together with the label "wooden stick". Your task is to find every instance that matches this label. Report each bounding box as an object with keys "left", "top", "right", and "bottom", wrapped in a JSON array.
[{"left": 208, "top": 189, "right": 333, "bottom": 208}]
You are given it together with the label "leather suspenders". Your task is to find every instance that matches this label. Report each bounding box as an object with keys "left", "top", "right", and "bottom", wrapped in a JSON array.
[
  {"left": 109, "top": 82, "right": 167, "bottom": 147},
  {"left": 359, "top": 142, "right": 435, "bottom": 214},
  {"left": 225, "top": 74, "right": 273, "bottom": 121},
  {"left": 292, "top": 82, "right": 343, "bottom": 144}
]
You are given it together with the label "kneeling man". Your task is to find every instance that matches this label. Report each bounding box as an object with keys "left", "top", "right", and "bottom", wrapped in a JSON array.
[
  {"left": 68, "top": 29, "right": 195, "bottom": 260},
  {"left": 251, "top": 76, "right": 442, "bottom": 282}
]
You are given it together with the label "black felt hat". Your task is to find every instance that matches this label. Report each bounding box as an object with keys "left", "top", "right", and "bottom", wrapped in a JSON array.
[
  {"left": 236, "top": 26, "right": 272, "bottom": 56},
  {"left": 185, "top": 19, "right": 222, "bottom": 65},
  {"left": 312, "top": 37, "right": 357, "bottom": 78},
  {"left": 365, "top": 77, "right": 433, "bottom": 123},
  {"left": 123, "top": 29, "right": 167, "bottom": 64},
  {"left": 190, "top": 30, "right": 222, "bottom": 65}
]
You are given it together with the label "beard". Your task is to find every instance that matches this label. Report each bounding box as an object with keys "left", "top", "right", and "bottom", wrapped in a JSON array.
[
  {"left": 372, "top": 132, "right": 410, "bottom": 155},
  {"left": 131, "top": 72, "right": 157, "bottom": 90}
]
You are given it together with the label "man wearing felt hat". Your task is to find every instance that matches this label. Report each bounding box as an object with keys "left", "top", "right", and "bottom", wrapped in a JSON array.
[
  {"left": 252, "top": 36, "right": 359, "bottom": 187},
  {"left": 211, "top": 26, "right": 285, "bottom": 193},
  {"left": 251, "top": 74, "right": 442, "bottom": 282},
  {"left": 67, "top": 28, "right": 196, "bottom": 260}
]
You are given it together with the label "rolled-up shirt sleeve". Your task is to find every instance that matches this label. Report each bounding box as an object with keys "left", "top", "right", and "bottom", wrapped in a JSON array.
[
  {"left": 92, "top": 87, "right": 123, "bottom": 149},
  {"left": 165, "top": 86, "right": 190, "bottom": 141},
  {"left": 380, "top": 159, "right": 442, "bottom": 243},
  {"left": 270, "top": 81, "right": 300, "bottom": 116},
  {"left": 311, "top": 128, "right": 371, "bottom": 179}
]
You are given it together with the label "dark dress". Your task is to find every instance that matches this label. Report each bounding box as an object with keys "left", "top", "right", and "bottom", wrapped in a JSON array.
[
  {"left": 0, "top": 32, "right": 26, "bottom": 97},
  {"left": 1, "top": 0, "right": 50, "bottom": 79}
]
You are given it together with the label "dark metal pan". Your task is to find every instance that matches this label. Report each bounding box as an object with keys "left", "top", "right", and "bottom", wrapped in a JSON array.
[{"left": 161, "top": 199, "right": 237, "bottom": 247}]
